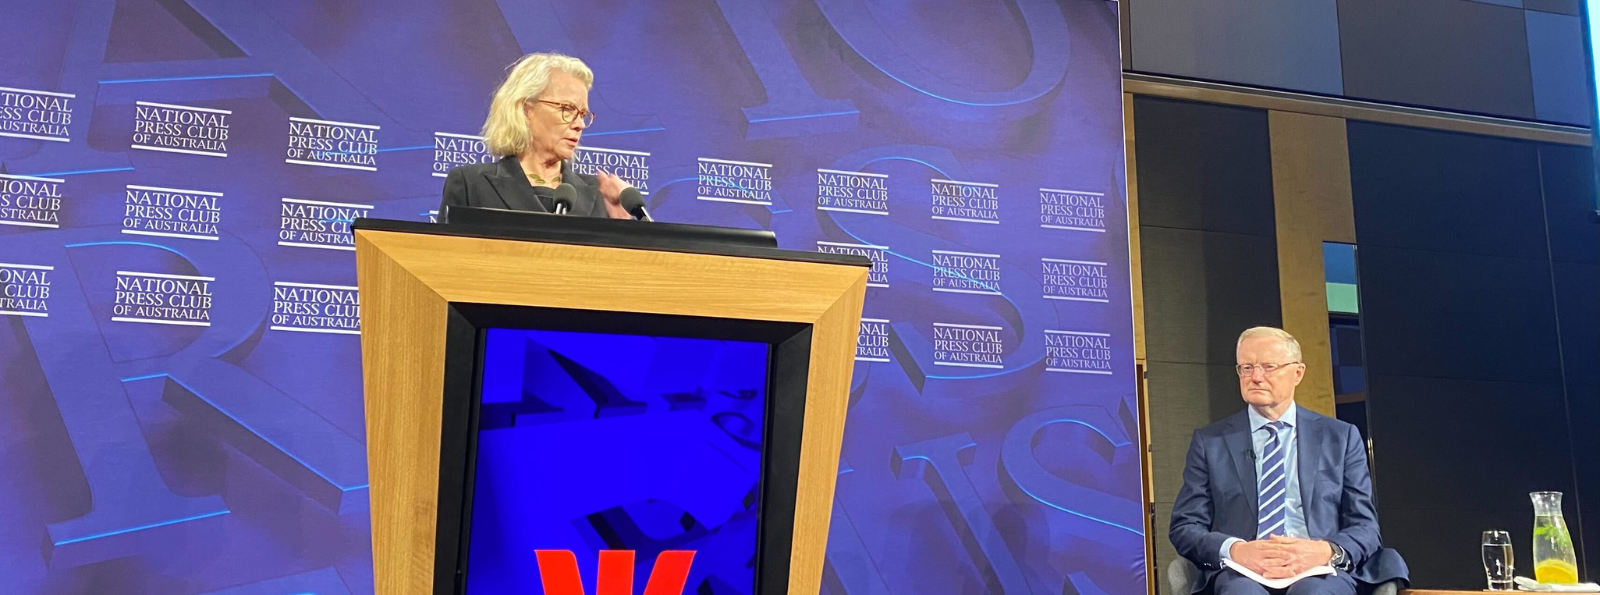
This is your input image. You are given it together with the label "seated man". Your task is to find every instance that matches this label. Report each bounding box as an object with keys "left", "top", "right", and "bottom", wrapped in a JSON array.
[{"left": 1170, "top": 327, "right": 1406, "bottom": 595}]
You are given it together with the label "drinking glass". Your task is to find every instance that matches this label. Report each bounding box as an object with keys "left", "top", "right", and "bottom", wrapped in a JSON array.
[{"left": 1483, "top": 530, "right": 1515, "bottom": 591}]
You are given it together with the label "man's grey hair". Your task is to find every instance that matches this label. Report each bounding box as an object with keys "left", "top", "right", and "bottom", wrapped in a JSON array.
[{"left": 1236, "top": 326, "right": 1303, "bottom": 361}]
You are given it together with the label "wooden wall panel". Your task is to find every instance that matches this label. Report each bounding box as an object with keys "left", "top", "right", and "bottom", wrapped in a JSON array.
[
  {"left": 1268, "top": 110, "right": 1354, "bottom": 417},
  {"left": 1125, "top": 91, "right": 1158, "bottom": 595}
]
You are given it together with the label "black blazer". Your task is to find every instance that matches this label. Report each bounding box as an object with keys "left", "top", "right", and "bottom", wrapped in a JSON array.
[{"left": 439, "top": 156, "right": 607, "bottom": 220}]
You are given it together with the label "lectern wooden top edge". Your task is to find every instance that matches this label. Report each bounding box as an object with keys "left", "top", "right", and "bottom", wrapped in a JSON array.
[{"left": 355, "top": 217, "right": 870, "bottom": 595}]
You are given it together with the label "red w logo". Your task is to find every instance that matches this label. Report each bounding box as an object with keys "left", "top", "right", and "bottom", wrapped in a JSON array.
[{"left": 534, "top": 550, "right": 696, "bottom": 595}]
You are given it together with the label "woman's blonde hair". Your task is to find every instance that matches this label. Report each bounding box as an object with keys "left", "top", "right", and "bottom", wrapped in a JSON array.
[{"left": 481, "top": 52, "right": 594, "bottom": 158}]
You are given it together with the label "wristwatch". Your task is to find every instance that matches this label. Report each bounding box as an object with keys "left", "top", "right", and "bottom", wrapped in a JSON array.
[{"left": 1328, "top": 542, "right": 1352, "bottom": 571}]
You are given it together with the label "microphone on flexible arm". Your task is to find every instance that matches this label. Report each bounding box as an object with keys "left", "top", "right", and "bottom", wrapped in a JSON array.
[
  {"left": 552, "top": 183, "right": 579, "bottom": 215},
  {"left": 619, "top": 187, "right": 652, "bottom": 221}
]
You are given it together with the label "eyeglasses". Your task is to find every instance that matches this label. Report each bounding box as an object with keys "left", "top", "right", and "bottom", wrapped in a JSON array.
[
  {"left": 1235, "top": 362, "right": 1302, "bottom": 377},
  {"left": 534, "top": 100, "right": 595, "bottom": 127}
]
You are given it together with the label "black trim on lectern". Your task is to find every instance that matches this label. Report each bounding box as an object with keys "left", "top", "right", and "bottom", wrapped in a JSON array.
[
  {"left": 432, "top": 303, "right": 814, "bottom": 595},
  {"left": 755, "top": 327, "right": 812, "bottom": 595},
  {"left": 432, "top": 307, "right": 484, "bottom": 595},
  {"left": 443, "top": 206, "right": 779, "bottom": 249},
  {"left": 352, "top": 216, "right": 871, "bottom": 269}
]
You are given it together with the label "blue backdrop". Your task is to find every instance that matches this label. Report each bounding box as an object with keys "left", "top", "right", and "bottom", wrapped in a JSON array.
[{"left": 0, "top": 1, "right": 1140, "bottom": 594}]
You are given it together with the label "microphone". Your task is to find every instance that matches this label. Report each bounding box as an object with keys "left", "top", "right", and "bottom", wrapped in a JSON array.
[
  {"left": 552, "top": 183, "right": 579, "bottom": 215},
  {"left": 619, "top": 187, "right": 651, "bottom": 221},
  {"left": 1245, "top": 449, "right": 1256, "bottom": 461}
]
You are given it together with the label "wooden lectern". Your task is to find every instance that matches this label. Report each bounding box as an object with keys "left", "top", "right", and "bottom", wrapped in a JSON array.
[{"left": 353, "top": 216, "right": 870, "bottom": 595}]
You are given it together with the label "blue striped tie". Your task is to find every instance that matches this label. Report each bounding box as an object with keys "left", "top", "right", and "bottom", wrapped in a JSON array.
[{"left": 1257, "top": 421, "right": 1291, "bottom": 538}]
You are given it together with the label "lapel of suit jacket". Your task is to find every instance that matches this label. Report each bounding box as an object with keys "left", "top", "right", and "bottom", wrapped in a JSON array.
[
  {"left": 485, "top": 157, "right": 549, "bottom": 212},
  {"left": 559, "top": 161, "right": 599, "bottom": 216},
  {"left": 1296, "top": 406, "right": 1322, "bottom": 535},
  {"left": 1222, "top": 412, "right": 1257, "bottom": 516}
]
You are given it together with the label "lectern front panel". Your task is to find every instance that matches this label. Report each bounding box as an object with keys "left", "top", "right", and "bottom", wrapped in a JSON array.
[{"left": 464, "top": 328, "right": 770, "bottom": 595}]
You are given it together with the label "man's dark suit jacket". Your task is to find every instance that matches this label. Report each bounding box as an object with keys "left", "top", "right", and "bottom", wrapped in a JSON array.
[
  {"left": 439, "top": 156, "right": 607, "bottom": 220},
  {"left": 1170, "top": 406, "right": 1408, "bottom": 593}
]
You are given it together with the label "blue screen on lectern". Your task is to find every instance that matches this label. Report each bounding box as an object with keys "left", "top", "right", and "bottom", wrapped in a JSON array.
[{"left": 465, "top": 328, "right": 770, "bottom": 595}]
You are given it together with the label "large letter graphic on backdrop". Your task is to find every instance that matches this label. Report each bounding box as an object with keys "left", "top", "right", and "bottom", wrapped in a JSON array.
[
  {"left": 7, "top": 0, "right": 130, "bottom": 175},
  {"left": 160, "top": 358, "right": 369, "bottom": 515},
  {"left": 13, "top": 0, "right": 420, "bottom": 177},
  {"left": 813, "top": 0, "right": 1069, "bottom": 115},
  {"left": 192, "top": 567, "right": 352, "bottom": 595},
  {"left": 998, "top": 407, "right": 1142, "bottom": 546},
  {"left": 5, "top": 227, "right": 369, "bottom": 569},
  {"left": 824, "top": 458, "right": 893, "bottom": 595},
  {"left": 495, "top": 0, "right": 665, "bottom": 138},
  {"left": 709, "top": 0, "right": 859, "bottom": 139},
  {"left": 163, "top": 0, "right": 403, "bottom": 130},
  {"left": 892, "top": 434, "right": 1030, "bottom": 595},
  {"left": 87, "top": 228, "right": 370, "bottom": 518},
  {"left": 4, "top": 230, "right": 227, "bottom": 569}
]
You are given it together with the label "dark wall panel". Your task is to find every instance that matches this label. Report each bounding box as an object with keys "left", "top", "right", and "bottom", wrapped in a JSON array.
[
  {"left": 1356, "top": 246, "right": 1563, "bottom": 385},
  {"left": 1380, "top": 506, "right": 1539, "bottom": 590},
  {"left": 1337, "top": 0, "right": 1536, "bottom": 119},
  {"left": 1365, "top": 374, "right": 1576, "bottom": 511},
  {"left": 1352, "top": 119, "right": 1597, "bottom": 586},
  {"left": 1537, "top": 144, "right": 1600, "bottom": 266},
  {"left": 1141, "top": 227, "right": 1282, "bottom": 365},
  {"left": 1555, "top": 262, "right": 1600, "bottom": 581},
  {"left": 1133, "top": 96, "right": 1277, "bottom": 237},
  {"left": 1348, "top": 122, "right": 1549, "bottom": 261},
  {"left": 1127, "top": 0, "right": 1344, "bottom": 95},
  {"left": 1526, "top": 11, "right": 1592, "bottom": 126}
]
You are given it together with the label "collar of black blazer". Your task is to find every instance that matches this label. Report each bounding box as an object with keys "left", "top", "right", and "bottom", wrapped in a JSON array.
[{"left": 485, "top": 156, "right": 587, "bottom": 212}]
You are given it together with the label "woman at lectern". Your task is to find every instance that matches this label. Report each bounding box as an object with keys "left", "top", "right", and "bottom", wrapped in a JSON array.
[{"left": 440, "top": 52, "right": 633, "bottom": 220}]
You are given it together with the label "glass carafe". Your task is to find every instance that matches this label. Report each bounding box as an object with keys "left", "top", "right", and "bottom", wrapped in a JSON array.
[{"left": 1531, "top": 491, "right": 1580, "bottom": 584}]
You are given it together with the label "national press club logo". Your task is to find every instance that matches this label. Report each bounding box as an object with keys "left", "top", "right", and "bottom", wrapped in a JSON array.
[
  {"left": 1044, "top": 330, "right": 1114, "bottom": 375},
  {"left": 1041, "top": 257, "right": 1110, "bottom": 303},
  {"left": 931, "top": 250, "right": 1000, "bottom": 295},
  {"left": 278, "top": 197, "right": 372, "bottom": 251},
  {"left": 122, "top": 184, "right": 221, "bottom": 241},
  {"left": 0, "top": 173, "right": 64, "bottom": 229},
  {"left": 0, "top": 85, "right": 72, "bottom": 143},
  {"left": 0, "top": 262, "right": 51, "bottom": 318},
  {"left": 112, "top": 270, "right": 214, "bottom": 327},
  {"left": 287, "top": 117, "right": 379, "bottom": 171},
  {"left": 932, "top": 322, "right": 1004, "bottom": 369},
  {"left": 271, "top": 282, "right": 360, "bottom": 335},
  {"left": 1039, "top": 188, "right": 1106, "bottom": 232},
  {"left": 817, "top": 168, "right": 888, "bottom": 215},
  {"left": 697, "top": 157, "right": 771, "bottom": 205},
  {"left": 857, "top": 318, "right": 891, "bottom": 363},
  {"left": 817, "top": 241, "right": 888, "bottom": 287},
  {"left": 131, "top": 101, "right": 230, "bottom": 158},
  {"left": 432, "top": 132, "right": 494, "bottom": 177},
  {"left": 575, "top": 146, "right": 651, "bottom": 195},
  {"left": 931, "top": 178, "right": 999, "bottom": 224}
]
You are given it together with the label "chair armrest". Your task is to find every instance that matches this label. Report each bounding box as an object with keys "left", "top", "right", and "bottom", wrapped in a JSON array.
[{"left": 1168, "top": 557, "right": 1201, "bottom": 595}]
